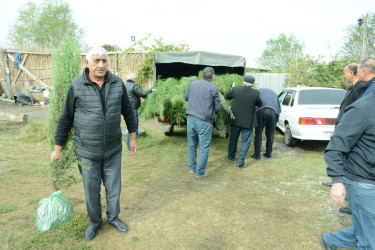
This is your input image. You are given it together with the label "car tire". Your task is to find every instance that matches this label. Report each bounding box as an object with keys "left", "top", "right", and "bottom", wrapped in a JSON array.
[{"left": 284, "top": 123, "right": 296, "bottom": 146}]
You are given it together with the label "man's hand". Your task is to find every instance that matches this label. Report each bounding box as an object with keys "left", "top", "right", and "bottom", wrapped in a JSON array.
[
  {"left": 232, "top": 82, "right": 236, "bottom": 87},
  {"left": 330, "top": 182, "right": 346, "bottom": 207},
  {"left": 51, "top": 145, "right": 62, "bottom": 161},
  {"left": 128, "top": 132, "right": 138, "bottom": 156},
  {"left": 152, "top": 89, "right": 156, "bottom": 92}
]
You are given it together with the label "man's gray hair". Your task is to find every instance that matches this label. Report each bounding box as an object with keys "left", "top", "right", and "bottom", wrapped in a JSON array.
[
  {"left": 86, "top": 46, "right": 108, "bottom": 62},
  {"left": 127, "top": 73, "right": 137, "bottom": 81},
  {"left": 202, "top": 67, "right": 215, "bottom": 80},
  {"left": 359, "top": 59, "right": 375, "bottom": 74},
  {"left": 243, "top": 81, "right": 254, "bottom": 87}
]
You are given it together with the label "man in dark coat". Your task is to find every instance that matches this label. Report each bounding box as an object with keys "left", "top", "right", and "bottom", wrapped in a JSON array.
[
  {"left": 251, "top": 88, "right": 281, "bottom": 160},
  {"left": 330, "top": 63, "right": 366, "bottom": 215},
  {"left": 358, "top": 59, "right": 375, "bottom": 98},
  {"left": 51, "top": 47, "right": 137, "bottom": 241},
  {"left": 337, "top": 63, "right": 366, "bottom": 123},
  {"left": 225, "top": 75, "right": 262, "bottom": 168},
  {"left": 124, "top": 73, "right": 155, "bottom": 152}
]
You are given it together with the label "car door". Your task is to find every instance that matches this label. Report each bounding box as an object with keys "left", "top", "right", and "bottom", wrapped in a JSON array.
[{"left": 277, "top": 90, "right": 295, "bottom": 132}]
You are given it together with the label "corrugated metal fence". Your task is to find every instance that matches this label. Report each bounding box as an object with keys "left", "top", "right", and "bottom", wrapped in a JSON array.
[{"left": 250, "top": 73, "right": 290, "bottom": 95}]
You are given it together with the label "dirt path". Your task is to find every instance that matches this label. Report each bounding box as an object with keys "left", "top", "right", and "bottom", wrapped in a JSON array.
[{"left": 0, "top": 100, "right": 47, "bottom": 122}]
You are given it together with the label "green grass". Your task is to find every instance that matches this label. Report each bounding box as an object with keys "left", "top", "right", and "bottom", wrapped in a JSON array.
[
  {"left": 0, "top": 119, "right": 353, "bottom": 249},
  {"left": 0, "top": 204, "right": 17, "bottom": 214}
]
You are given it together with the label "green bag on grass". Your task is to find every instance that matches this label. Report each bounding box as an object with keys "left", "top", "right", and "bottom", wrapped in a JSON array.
[{"left": 36, "top": 190, "right": 73, "bottom": 232}]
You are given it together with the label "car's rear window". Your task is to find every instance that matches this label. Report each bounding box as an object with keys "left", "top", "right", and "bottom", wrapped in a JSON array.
[{"left": 298, "top": 89, "right": 346, "bottom": 105}]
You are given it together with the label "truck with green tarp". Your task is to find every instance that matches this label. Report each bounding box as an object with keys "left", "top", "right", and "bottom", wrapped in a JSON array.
[{"left": 141, "top": 51, "right": 246, "bottom": 136}]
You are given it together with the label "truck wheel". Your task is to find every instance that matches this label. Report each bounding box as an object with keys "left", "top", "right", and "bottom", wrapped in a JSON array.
[
  {"left": 164, "top": 125, "right": 174, "bottom": 136},
  {"left": 284, "top": 124, "right": 296, "bottom": 147}
]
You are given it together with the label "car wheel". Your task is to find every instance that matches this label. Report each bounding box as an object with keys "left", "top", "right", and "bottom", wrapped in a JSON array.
[{"left": 284, "top": 124, "right": 296, "bottom": 146}]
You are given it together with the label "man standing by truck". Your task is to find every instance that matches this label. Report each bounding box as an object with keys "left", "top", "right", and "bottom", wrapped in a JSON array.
[
  {"left": 184, "top": 67, "right": 221, "bottom": 179},
  {"left": 226, "top": 75, "right": 262, "bottom": 169},
  {"left": 124, "top": 73, "right": 155, "bottom": 152},
  {"left": 251, "top": 88, "right": 280, "bottom": 160}
]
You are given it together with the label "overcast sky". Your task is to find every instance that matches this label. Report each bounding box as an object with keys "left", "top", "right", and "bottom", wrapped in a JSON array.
[{"left": 1, "top": 0, "right": 374, "bottom": 68}]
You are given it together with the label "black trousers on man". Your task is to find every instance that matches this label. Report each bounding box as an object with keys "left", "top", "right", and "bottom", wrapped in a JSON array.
[{"left": 253, "top": 108, "right": 278, "bottom": 158}]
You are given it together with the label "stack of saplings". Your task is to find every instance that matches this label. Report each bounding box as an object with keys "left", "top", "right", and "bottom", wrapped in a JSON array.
[{"left": 139, "top": 73, "right": 244, "bottom": 137}]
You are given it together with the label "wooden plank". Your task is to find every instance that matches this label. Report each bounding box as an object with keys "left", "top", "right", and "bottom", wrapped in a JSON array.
[
  {"left": 2, "top": 50, "right": 12, "bottom": 98},
  {"left": 7, "top": 53, "right": 49, "bottom": 89},
  {"left": 11, "top": 54, "right": 28, "bottom": 90}
]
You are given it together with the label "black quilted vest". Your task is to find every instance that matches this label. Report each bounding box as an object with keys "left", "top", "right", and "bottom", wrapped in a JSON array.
[{"left": 72, "top": 69, "right": 123, "bottom": 160}]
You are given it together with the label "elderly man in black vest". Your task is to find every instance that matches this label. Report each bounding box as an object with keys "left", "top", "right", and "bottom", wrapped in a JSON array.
[
  {"left": 226, "top": 75, "right": 262, "bottom": 169},
  {"left": 51, "top": 47, "right": 137, "bottom": 241}
]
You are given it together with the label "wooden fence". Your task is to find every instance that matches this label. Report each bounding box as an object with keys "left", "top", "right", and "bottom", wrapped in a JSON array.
[{"left": 0, "top": 49, "right": 147, "bottom": 103}]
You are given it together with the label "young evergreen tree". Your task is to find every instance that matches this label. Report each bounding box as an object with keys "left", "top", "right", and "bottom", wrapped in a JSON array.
[{"left": 46, "top": 38, "right": 81, "bottom": 190}]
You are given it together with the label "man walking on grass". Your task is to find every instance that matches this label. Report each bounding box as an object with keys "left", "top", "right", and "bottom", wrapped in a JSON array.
[{"left": 319, "top": 60, "right": 375, "bottom": 248}]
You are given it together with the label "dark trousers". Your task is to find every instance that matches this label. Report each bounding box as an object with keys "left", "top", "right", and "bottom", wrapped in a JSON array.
[
  {"left": 77, "top": 151, "right": 122, "bottom": 226},
  {"left": 254, "top": 108, "right": 278, "bottom": 157},
  {"left": 126, "top": 109, "right": 139, "bottom": 151},
  {"left": 228, "top": 125, "right": 253, "bottom": 166}
]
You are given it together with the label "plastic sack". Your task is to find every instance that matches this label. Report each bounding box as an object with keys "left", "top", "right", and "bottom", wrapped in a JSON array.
[{"left": 36, "top": 190, "right": 73, "bottom": 232}]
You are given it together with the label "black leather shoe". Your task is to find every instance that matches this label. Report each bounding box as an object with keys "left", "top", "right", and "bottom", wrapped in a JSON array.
[
  {"left": 236, "top": 163, "right": 248, "bottom": 169},
  {"left": 85, "top": 224, "right": 100, "bottom": 241},
  {"left": 263, "top": 153, "right": 272, "bottom": 159},
  {"left": 250, "top": 154, "right": 260, "bottom": 160},
  {"left": 339, "top": 206, "right": 352, "bottom": 215},
  {"left": 322, "top": 182, "right": 333, "bottom": 187},
  {"left": 109, "top": 219, "right": 129, "bottom": 233},
  {"left": 228, "top": 156, "right": 239, "bottom": 161},
  {"left": 318, "top": 234, "right": 336, "bottom": 250}
]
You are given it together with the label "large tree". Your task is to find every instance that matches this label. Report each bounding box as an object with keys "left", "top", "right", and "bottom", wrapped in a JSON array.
[
  {"left": 9, "top": 0, "right": 84, "bottom": 48},
  {"left": 257, "top": 34, "right": 305, "bottom": 72},
  {"left": 340, "top": 13, "right": 375, "bottom": 62}
]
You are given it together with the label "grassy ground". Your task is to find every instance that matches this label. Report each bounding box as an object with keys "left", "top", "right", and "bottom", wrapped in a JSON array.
[{"left": 0, "top": 118, "right": 352, "bottom": 249}]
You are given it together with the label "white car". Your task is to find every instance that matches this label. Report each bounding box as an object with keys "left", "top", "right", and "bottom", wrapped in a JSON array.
[{"left": 277, "top": 87, "right": 346, "bottom": 146}]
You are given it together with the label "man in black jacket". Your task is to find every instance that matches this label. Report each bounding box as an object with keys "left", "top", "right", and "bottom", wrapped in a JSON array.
[
  {"left": 51, "top": 47, "right": 137, "bottom": 241},
  {"left": 323, "top": 63, "right": 367, "bottom": 215},
  {"left": 319, "top": 92, "right": 375, "bottom": 249},
  {"left": 124, "top": 73, "right": 155, "bottom": 152},
  {"left": 337, "top": 63, "right": 366, "bottom": 123},
  {"left": 226, "top": 75, "right": 262, "bottom": 169}
]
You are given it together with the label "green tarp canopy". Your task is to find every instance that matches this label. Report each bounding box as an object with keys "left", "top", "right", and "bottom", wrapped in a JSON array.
[{"left": 153, "top": 51, "right": 246, "bottom": 84}]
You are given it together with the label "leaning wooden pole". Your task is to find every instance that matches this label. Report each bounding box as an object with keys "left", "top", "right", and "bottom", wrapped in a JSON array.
[{"left": 2, "top": 49, "right": 12, "bottom": 98}]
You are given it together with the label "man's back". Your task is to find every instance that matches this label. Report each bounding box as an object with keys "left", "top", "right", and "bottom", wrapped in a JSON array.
[
  {"left": 185, "top": 78, "right": 221, "bottom": 123},
  {"left": 257, "top": 88, "right": 281, "bottom": 114},
  {"left": 226, "top": 86, "right": 262, "bottom": 128}
]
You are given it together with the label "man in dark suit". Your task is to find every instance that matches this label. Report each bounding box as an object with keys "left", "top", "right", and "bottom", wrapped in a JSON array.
[{"left": 225, "top": 75, "right": 262, "bottom": 169}]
